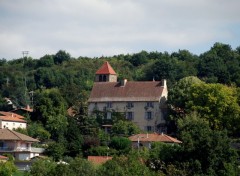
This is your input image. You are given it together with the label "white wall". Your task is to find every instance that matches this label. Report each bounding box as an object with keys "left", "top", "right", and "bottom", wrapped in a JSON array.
[{"left": 1, "top": 121, "right": 26, "bottom": 130}]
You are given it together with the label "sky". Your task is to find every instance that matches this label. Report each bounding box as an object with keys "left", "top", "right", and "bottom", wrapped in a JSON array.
[{"left": 0, "top": 0, "right": 240, "bottom": 60}]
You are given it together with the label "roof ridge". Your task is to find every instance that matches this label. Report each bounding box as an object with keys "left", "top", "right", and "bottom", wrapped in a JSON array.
[{"left": 7, "top": 129, "right": 22, "bottom": 140}]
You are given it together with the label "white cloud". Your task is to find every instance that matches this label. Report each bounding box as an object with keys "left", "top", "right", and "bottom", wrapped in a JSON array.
[{"left": 0, "top": 0, "right": 239, "bottom": 59}]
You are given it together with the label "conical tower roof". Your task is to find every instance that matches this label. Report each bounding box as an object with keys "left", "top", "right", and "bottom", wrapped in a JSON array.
[{"left": 96, "top": 61, "right": 116, "bottom": 75}]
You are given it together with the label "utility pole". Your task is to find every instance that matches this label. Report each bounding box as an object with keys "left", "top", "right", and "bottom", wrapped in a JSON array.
[
  {"left": 22, "top": 51, "right": 29, "bottom": 107},
  {"left": 22, "top": 51, "right": 29, "bottom": 65}
]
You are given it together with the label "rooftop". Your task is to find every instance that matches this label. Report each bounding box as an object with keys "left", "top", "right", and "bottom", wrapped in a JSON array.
[
  {"left": 0, "top": 128, "right": 39, "bottom": 142},
  {"left": 0, "top": 111, "right": 25, "bottom": 119},
  {"left": 129, "top": 133, "right": 182, "bottom": 144},
  {"left": 88, "top": 156, "right": 112, "bottom": 165},
  {"left": 88, "top": 81, "right": 164, "bottom": 102},
  {"left": 95, "top": 61, "right": 116, "bottom": 75},
  {"left": 0, "top": 111, "right": 26, "bottom": 123}
]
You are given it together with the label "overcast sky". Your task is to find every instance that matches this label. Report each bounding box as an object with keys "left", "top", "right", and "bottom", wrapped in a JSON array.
[{"left": 0, "top": 0, "right": 240, "bottom": 60}]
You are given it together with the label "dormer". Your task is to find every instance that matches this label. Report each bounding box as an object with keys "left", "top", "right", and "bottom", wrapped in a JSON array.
[{"left": 95, "top": 61, "right": 117, "bottom": 82}]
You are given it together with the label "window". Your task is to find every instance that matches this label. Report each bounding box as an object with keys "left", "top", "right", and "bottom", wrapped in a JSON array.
[
  {"left": 99, "top": 75, "right": 103, "bottom": 82},
  {"left": 145, "top": 112, "right": 153, "bottom": 120},
  {"left": 103, "top": 75, "right": 107, "bottom": 82},
  {"left": 126, "top": 102, "right": 134, "bottom": 108},
  {"left": 146, "top": 126, "right": 153, "bottom": 132},
  {"left": 107, "top": 112, "right": 112, "bottom": 119},
  {"left": 126, "top": 112, "right": 134, "bottom": 120},
  {"left": 146, "top": 102, "right": 154, "bottom": 108},
  {"left": 106, "top": 102, "right": 112, "bottom": 108}
]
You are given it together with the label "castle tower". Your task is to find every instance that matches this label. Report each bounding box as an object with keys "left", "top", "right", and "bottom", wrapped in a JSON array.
[{"left": 95, "top": 61, "right": 117, "bottom": 82}]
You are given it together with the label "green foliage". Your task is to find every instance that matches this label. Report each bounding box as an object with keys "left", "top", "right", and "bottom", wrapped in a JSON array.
[
  {"left": 177, "top": 114, "right": 239, "bottom": 175},
  {"left": 65, "top": 117, "right": 83, "bottom": 157},
  {"left": 68, "top": 157, "right": 96, "bottom": 176},
  {"left": 111, "top": 120, "right": 142, "bottom": 137},
  {"left": 187, "top": 83, "right": 240, "bottom": 135},
  {"left": 33, "top": 88, "right": 68, "bottom": 140},
  {"left": 0, "top": 161, "right": 17, "bottom": 176},
  {"left": 109, "top": 136, "right": 131, "bottom": 154},
  {"left": 28, "top": 157, "right": 96, "bottom": 176},
  {"left": 53, "top": 50, "right": 71, "bottom": 65},
  {"left": 169, "top": 77, "right": 240, "bottom": 136},
  {"left": 37, "top": 55, "right": 54, "bottom": 68},
  {"left": 87, "top": 146, "right": 117, "bottom": 157},
  {"left": 198, "top": 42, "right": 240, "bottom": 86},
  {"left": 46, "top": 142, "right": 66, "bottom": 161},
  {"left": 97, "top": 155, "right": 158, "bottom": 176},
  {"left": 168, "top": 76, "right": 203, "bottom": 113},
  {"left": 28, "top": 159, "right": 57, "bottom": 176},
  {"left": 27, "top": 123, "right": 51, "bottom": 140}
]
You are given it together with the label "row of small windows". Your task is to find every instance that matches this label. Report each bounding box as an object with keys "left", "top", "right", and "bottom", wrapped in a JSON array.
[
  {"left": 3, "top": 123, "right": 22, "bottom": 128},
  {"left": 106, "top": 111, "right": 153, "bottom": 121},
  {"left": 104, "top": 102, "right": 154, "bottom": 109}
]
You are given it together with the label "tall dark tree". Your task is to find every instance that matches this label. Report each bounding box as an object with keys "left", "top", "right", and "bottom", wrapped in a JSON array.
[{"left": 54, "top": 50, "right": 71, "bottom": 64}]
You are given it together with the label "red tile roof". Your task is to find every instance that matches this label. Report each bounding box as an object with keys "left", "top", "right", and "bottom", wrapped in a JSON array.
[
  {"left": 88, "top": 156, "right": 112, "bottom": 165},
  {"left": 0, "top": 111, "right": 25, "bottom": 119},
  {"left": 88, "top": 81, "right": 164, "bottom": 102},
  {"left": 0, "top": 115, "right": 26, "bottom": 123},
  {"left": 0, "top": 155, "right": 8, "bottom": 160},
  {"left": 95, "top": 61, "right": 116, "bottom": 75},
  {"left": 129, "top": 133, "right": 182, "bottom": 144},
  {"left": 0, "top": 128, "right": 39, "bottom": 142}
]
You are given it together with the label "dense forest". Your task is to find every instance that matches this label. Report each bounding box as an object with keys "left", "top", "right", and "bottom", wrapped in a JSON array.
[{"left": 1, "top": 42, "right": 240, "bottom": 175}]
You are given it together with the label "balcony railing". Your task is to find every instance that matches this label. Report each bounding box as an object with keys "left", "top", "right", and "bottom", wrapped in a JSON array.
[{"left": 0, "top": 147, "right": 44, "bottom": 153}]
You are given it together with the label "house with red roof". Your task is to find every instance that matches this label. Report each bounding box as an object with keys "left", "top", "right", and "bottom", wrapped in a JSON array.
[
  {"left": 0, "top": 111, "right": 27, "bottom": 130},
  {"left": 88, "top": 61, "right": 168, "bottom": 133},
  {"left": 129, "top": 133, "right": 182, "bottom": 149}
]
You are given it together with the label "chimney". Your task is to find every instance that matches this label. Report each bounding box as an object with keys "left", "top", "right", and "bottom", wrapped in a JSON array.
[
  {"left": 161, "top": 79, "right": 167, "bottom": 88},
  {"left": 121, "top": 79, "right": 127, "bottom": 86}
]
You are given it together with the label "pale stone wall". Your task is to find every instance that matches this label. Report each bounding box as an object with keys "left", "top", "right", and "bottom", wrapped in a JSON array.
[
  {"left": 88, "top": 100, "right": 166, "bottom": 132},
  {"left": 95, "top": 74, "right": 117, "bottom": 82}
]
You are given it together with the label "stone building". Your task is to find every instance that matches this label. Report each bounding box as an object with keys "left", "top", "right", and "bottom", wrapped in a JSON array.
[{"left": 88, "top": 61, "right": 168, "bottom": 133}]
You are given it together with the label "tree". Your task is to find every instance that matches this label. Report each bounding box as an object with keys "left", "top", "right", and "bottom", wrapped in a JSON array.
[
  {"left": 111, "top": 120, "right": 142, "bottom": 137},
  {"left": 33, "top": 88, "right": 68, "bottom": 140},
  {"left": 198, "top": 42, "right": 239, "bottom": 85},
  {"left": 168, "top": 77, "right": 240, "bottom": 136},
  {"left": 65, "top": 117, "right": 83, "bottom": 157},
  {"left": 177, "top": 114, "right": 239, "bottom": 175},
  {"left": 109, "top": 136, "right": 131, "bottom": 155},
  {"left": 37, "top": 55, "right": 54, "bottom": 67},
  {"left": 0, "top": 161, "right": 17, "bottom": 176},
  {"left": 28, "top": 159, "right": 57, "bottom": 176},
  {"left": 46, "top": 142, "right": 66, "bottom": 161},
  {"left": 68, "top": 157, "right": 96, "bottom": 176},
  {"left": 97, "top": 155, "right": 158, "bottom": 176},
  {"left": 168, "top": 76, "right": 203, "bottom": 115},
  {"left": 186, "top": 83, "right": 240, "bottom": 135},
  {"left": 27, "top": 122, "right": 51, "bottom": 141},
  {"left": 54, "top": 50, "right": 71, "bottom": 64}
]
